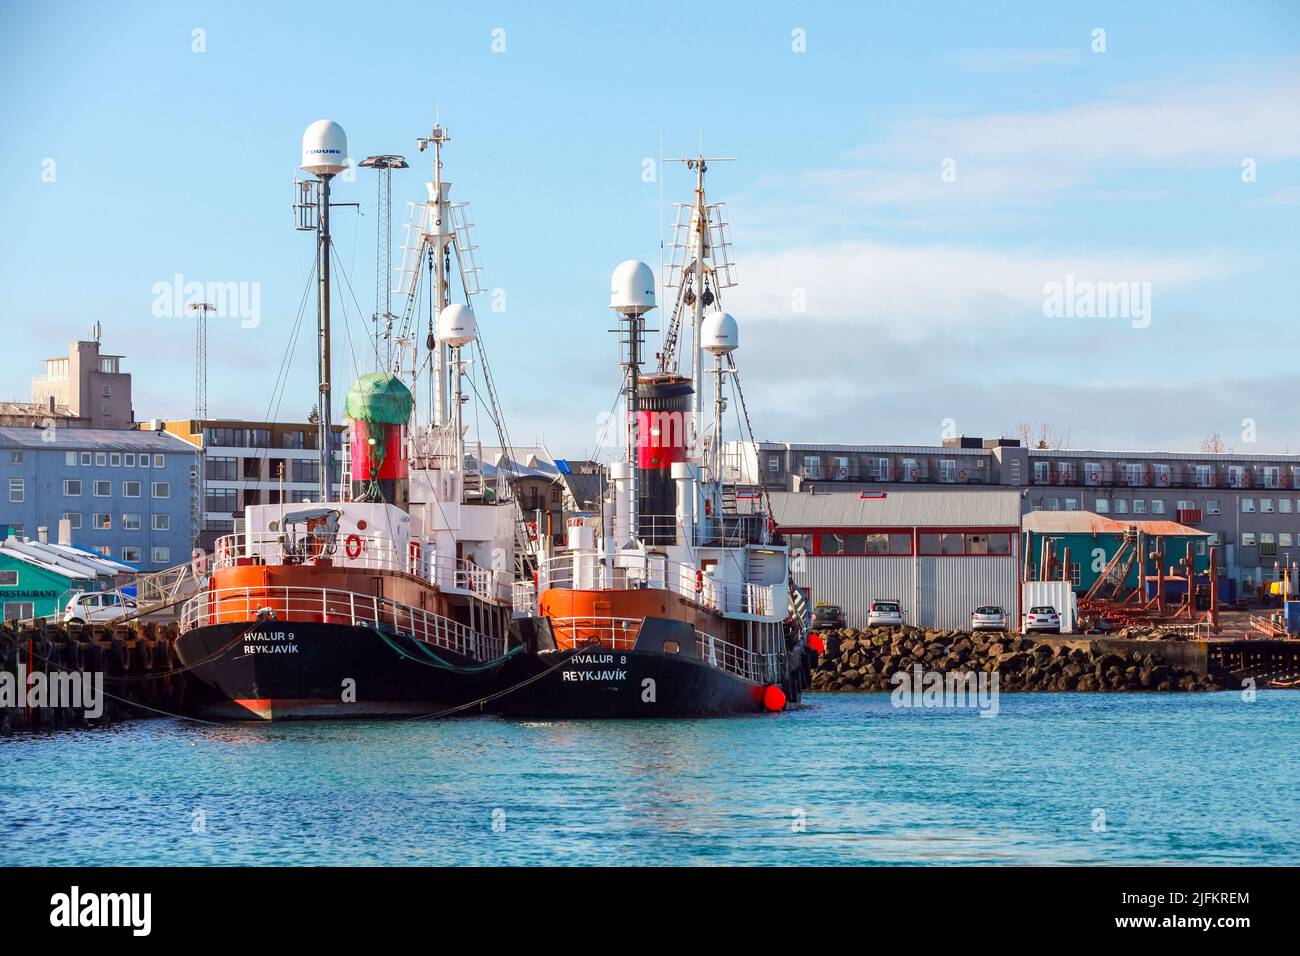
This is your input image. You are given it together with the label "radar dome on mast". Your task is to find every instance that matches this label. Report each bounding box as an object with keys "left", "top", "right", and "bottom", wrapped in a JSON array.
[
  {"left": 301, "top": 120, "right": 349, "bottom": 176},
  {"left": 701, "top": 310, "right": 738, "bottom": 354},
  {"left": 610, "top": 260, "right": 656, "bottom": 314},
  {"left": 438, "top": 303, "right": 477, "bottom": 346}
]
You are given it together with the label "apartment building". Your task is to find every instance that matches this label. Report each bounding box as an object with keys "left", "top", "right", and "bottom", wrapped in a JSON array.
[
  {"left": 727, "top": 437, "right": 1300, "bottom": 594},
  {"left": 150, "top": 419, "right": 344, "bottom": 548},
  {"left": 0, "top": 427, "right": 198, "bottom": 567},
  {"left": 27, "top": 330, "right": 135, "bottom": 429}
]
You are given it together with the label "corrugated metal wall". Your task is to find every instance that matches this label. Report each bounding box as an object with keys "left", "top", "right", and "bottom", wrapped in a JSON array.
[
  {"left": 794, "top": 556, "right": 913, "bottom": 628},
  {"left": 918, "top": 557, "right": 1020, "bottom": 630},
  {"left": 796, "top": 555, "right": 1020, "bottom": 631}
]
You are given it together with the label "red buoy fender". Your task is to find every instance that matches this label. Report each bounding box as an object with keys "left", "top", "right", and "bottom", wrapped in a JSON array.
[{"left": 763, "top": 685, "right": 787, "bottom": 712}]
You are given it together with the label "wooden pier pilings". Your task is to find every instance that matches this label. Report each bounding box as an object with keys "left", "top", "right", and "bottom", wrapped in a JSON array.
[{"left": 0, "top": 621, "right": 186, "bottom": 733}]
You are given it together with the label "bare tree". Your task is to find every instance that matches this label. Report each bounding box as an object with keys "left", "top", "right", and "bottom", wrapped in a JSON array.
[
  {"left": 1009, "top": 421, "right": 1072, "bottom": 450},
  {"left": 1198, "top": 432, "right": 1231, "bottom": 453}
]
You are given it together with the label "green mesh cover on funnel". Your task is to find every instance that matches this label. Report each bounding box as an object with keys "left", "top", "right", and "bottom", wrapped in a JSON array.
[{"left": 344, "top": 373, "right": 413, "bottom": 425}]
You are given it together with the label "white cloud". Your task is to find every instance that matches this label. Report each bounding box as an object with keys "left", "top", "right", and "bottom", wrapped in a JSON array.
[{"left": 725, "top": 241, "right": 1235, "bottom": 339}]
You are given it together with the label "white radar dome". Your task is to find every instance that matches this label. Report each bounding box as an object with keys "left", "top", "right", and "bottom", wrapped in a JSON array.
[
  {"left": 438, "top": 303, "right": 477, "bottom": 347},
  {"left": 701, "top": 310, "right": 738, "bottom": 354},
  {"left": 301, "top": 120, "right": 349, "bottom": 176},
  {"left": 609, "top": 260, "right": 656, "bottom": 314}
]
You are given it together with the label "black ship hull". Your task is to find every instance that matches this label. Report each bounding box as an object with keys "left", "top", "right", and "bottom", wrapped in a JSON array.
[
  {"left": 175, "top": 620, "right": 501, "bottom": 720},
  {"left": 499, "top": 616, "right": 786, "bottom": 718}
]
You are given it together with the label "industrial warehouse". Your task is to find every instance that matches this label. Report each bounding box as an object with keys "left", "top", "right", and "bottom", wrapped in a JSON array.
[{"left": 770, "top": 489, "right": 1023, "bottom": 631}]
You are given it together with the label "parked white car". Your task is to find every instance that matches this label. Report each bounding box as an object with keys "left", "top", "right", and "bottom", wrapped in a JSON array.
[
  {"left": 1023, "top": 605, "right": 1061, "bottom": 634},
  {"left": 971, "top": 605, "right": 1008, "bottom": 632},
  {"left": 867, "top": 600, "right": 905, "bottom": 628},
  {"left": 63, "top": 591, "right": 138, "bottom": 625}
]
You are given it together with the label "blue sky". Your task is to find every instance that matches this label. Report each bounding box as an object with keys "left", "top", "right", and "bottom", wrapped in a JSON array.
[{"left": 1, "top": 0, "right": 1297, "bottom": 456}]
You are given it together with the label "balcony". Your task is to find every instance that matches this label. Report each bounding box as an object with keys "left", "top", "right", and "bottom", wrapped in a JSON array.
[{"left": 1176, "top": 508, "right": 1203, "bottom": 525}]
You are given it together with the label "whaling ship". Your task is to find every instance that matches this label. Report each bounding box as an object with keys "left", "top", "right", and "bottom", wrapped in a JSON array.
[
  {"left": 175, "top": 120, "right": 527, "bottom": 719},
  {"left": 503, "top": 158, "right": 815, "bottom": 717}
]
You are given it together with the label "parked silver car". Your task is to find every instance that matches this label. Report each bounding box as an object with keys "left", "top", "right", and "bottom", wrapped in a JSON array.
[
  {"left": 970, "top": 605, "right": 1008, "bottom": 632},
  {"left": 1022, "top": 605, "right": 1061, "bottom": 634},
  {"left": 867, "top": 600, "right": 905, "bottom": 628}
]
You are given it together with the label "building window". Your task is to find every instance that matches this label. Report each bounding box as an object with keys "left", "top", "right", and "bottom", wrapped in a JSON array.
[
  {"left": 153, "top": 454, "right": 165, "bottom": 468},
  {"left": 122, "top": 514, "right": 141, "bottom": 531},
  {"left": 1095, "top": 498, "right": 1109, "bottom": 513},
  {"left": 95, "top": 452, "right": 106, "bottom": 466},
  {"left": 1207, "top": 532, "right": 1220, "bottom": 546},
  {"left": 1227, "top": 465, "right": 1246, "bottom": 488},
  {"left": 1206, "top": 499, "right": 1221, "bottom": 515},
  {"left": 1132, "top": 499, "right": 1146, "bottom": 514},
  {"left": 1033, "top": 461, "right": 1050, "bottom": 485},
  {"left": 1262, "top": 466, "right": 1281, "bottom": 488},
  {"left": 207, "top": 457, "right": 238, "bottom": 481},
  {"left": 92, "top": 545, "right": 111, "bottom": 557},
  {"left": 784, "top": 533, "right": 812, "bottom": 554},
  {"left": 1261, "top": 498, "right": 1274, "bottom": 514},
  {"left": 1241, "top": 498, "right": 1255, "bottom": 513},
  {"left": 1280, "top": 533, "right": 1294, "bottom": 547},
  {"left": 1151, "top": 499, "right": 1165, "bottom": 514},
  {"left": 282, "top": 430, "right": 306, "bottom": 449},
  {"left": 1123, "top": 463, "right": 1144, "bottom": 486},
  {"left": 1064, "top": 498, "right": 1079, "bottom": 511},
  {"left": 151, "top": 547, "right": 171, "bottom": 564},
  {"left": 0, "top": 570, "right": 17, "bottom": 587},
  {"left": 122, "top": 546, "right": 141, "bottom": 563},
  {"left": 900, "top": 458, "right": 920, "bottom": 481},
  {"left": 63, "top": 479, "right": 82, "bottom": 497},
  {"left": 1115, "top": 499, "right": 1129, "bottom": 514},
  {"left": 802, "top": 456, "right": 822, "bottom": 480},
  {"left": 10, "top": 451, "right": 25, "bottom": 465},
  {"left": 110, "top": 452, "right": 121, "bottom": 466},
  {"left": 1045, "top": 497, "right": 1060, "bottom": 511},
  {"left": 205, "top": 489, "right": 238, "bottom": 513},
  {"left": 1194, "top": 464, "right": 1213, "bottom": 487},
  {"left": 1260, "top": 533, "right": 1277, "bottom": 557},
  {"left": 1153, "top": 464, "right": 1172, "bottom": 487},
  {"left": 938, "top": 459, "right": 957, "bottom": 483},
  {"left": 1280, "top": 499, "right": 1293, "bottom": 514},
  {"left": 93, "top": 480, "right": 111, "bottom": 497},
  {"left": 62, "top": 512, "right": 82, "bottom": 529},
  {"left": 2, "top": 602, "right": 34, "bottom": 621},
  {"left": 152, "top": 513, "right": 170, "bottom": 531},
  {"left": 875, "top": 458, "right": 891, "bottom": 481},
  {"left": 8, "top": 478, "right": 23, "bottom": 502},
  {"left": 767, "top": 456, "right": 780, "bottom": 474},
  {"left": 91, "top": 513, "right": 112, "bottom": 530},
  {"left": 65, "top": 451, "right": 77, "bottom": 466},
  {"left": 140, "top": 455, "right": 150, "bottom": 468},
  {"left": 122, "top": 480, "right": 141, "bottom": 497},
  {"left": 125, "top": 453, "right": 135, "bottom": 467},
  {"left": 815, "top": 531, "right": 910, "bottom": 556},
  {"left": 1083, "top": 462, "right": 1102, "bottom": 485},
  {"left": 81, "top": 452, "right": 92, "bottom": 466},
  {"left": 292, "top": 459, "right": 320, "bottom": 484},
  {"left": 152, "top": 482, "right": 171, "bottom": 499},
  {"left": 1240, "top": 532, "right": 1256, "bottom": 547}
]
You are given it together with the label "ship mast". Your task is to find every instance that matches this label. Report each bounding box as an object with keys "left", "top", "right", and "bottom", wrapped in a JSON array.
[
  {"left": 416, "top": 125, "right": 453, "bottom": 426},
  {"left": 297, "top": 120, "right": 352, "bottom": 503}
]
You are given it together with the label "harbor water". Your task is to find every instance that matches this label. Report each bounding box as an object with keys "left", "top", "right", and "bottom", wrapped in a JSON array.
[{"left": 2, "top": 691, "right": 1297, "bottom": 866}]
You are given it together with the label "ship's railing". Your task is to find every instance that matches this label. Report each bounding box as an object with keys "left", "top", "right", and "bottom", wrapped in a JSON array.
[
  {"left": 179, "top": 585, "right": 504, "bottom": 661},
  {"left": 512, "top": 580, "right": 537, "bottom": 615},
  {"left": 547, "top": 615, "right": 782, "bottom": 684},
  {"left": 213, "top": 532, "right": 511, "bottom": 604},
  {"left": 538, "top": 552, "right": 781, "bottom": 619},
  {"left": 635, "top": 513, "right": 771, "bottom": 547}
]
